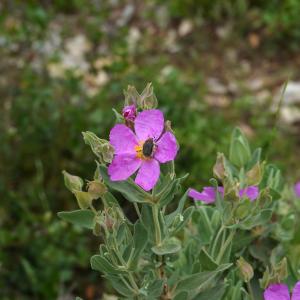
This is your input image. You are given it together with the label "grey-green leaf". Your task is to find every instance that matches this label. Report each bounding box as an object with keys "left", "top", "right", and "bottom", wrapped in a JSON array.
[
  {"left": 174, "top": 263, "right": 232, "bottom": 293},
  {"left": 57, "top": 210, "right": 94, "bottom": 229},
  {"left": 99, "top": 166, "right": 151, "bottom": 203},
  {"left": 152, "top": 237, "right": 181, "bottom": 255}
]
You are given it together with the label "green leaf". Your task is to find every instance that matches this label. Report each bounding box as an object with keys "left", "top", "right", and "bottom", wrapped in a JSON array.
[
  {"left": 199, "top": 248, "right": 218, "bottom": 271},
  {"left": 130, "top": 221, "right": 148, "bottom": 269},
  {"left": 174, "top": 291, "right": 189, "bottom": 300},
  {"left": 194, "top": 283, "right": 227, "bottom": 300},
  {"left": 106, "top": 275, "right": 135, "bottom": 297},
  {"left": 99, "top": 166, "right": 151, "bottom": 203},
  {"left": 171, "top": 206, "right": 194, "bottom": 234},
  {"left": 174, "top": 263, "right": 232, "bottom": 294},
  {"left": 140, "top": 204, "right": 155, "bottom": 242},
  {"left": 158, "top": 174, "right": 188, "bottom": 208},
  {"left": 146, "top": 279, "right": 164, "bottom": 298},
  {"left": 165, "top": 189, "right": 189, "bottom": 226},
  {"left": 90, "top": 255, "right": 125, "bottom": 275},
  {"left": 57, "top": 209, "right": 94, "bottom": 229},
  {"left": 152, "top": 237, "right": 181, "bottom": 255}
]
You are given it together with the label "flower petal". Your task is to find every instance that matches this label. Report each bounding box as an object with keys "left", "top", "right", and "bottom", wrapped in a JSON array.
[
  {"left": 188, "top": 187, "right": 224, "bottom": 204},
  {"left": 109, "top": 124, "right": 138, "bottom": 155},
  {"left": 134, "top": 109, "right": 164, "bottom": 141},
  {"left": 264, "top": 283, "right": 290, "bottom": 300},
  {"left": 154, "top": 132, "right": 178, "bottom": 163},
  {"left": 239, "top": 186, "right": 259, "bottom": 201},
  {"left": 135, "top": 159, "right": 160, "bottom": 191},
  {"left": 108, "top": 154, "right": 141, "bottom": 181},
  {"left": 294, "top": 182, "right": 300, "bottom": 198},
  {"left": 292, "top": 281, "right": 300, "bottom": 300}
]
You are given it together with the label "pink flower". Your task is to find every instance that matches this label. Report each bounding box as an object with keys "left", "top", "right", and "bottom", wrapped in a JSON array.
[
  {"left": 239, "top": 186, "right": 259, "bottom": 201},
  {"left": 108, "top": 109, "right": 178, "bottom": 191},
  {"left": 122, "top": 105, "right": 137, "bottom": 121},
  {"left": 188, "top": 185, "right": 259, "bottom": 203},
  {"left": 294, "top": 182, "right": 300, "bottom": 198},
  {"left": 264, "top": 281, "right": 300, "bottom": 300},
  {"left": 188, "top": 187, "right": 224, "bottom": 204}
]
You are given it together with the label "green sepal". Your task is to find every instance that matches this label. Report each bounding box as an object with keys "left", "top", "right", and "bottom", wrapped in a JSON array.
[{"left": 74, "top": 191, "right": 93, "bottom": 209}]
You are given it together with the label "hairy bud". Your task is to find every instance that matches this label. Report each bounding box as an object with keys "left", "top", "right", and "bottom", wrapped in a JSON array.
[
  {"left": 237, "top": 257, "right": 254, "bottom": 282},
  {"left": 62, "top": 170, "right": 83, "bottom": 193},
  {"left": 138, "top": 82, "right": 158, "bottom": 110},
  {"left": 213, "top": 153, "right": 226, "bottom": 180}
]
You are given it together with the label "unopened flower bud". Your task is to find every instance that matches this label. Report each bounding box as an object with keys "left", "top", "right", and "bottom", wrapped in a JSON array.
[
  {"left": 229, "top": 128, "right": 251, "bottom": 168},
  {"left": 124, "top": 85, "right": 140, "bottom": 106},
  {"left": 62, "top": 170, "right": 83, "bottom": 193},
  {"left": 82, "top": 131, "right": 114, "bottom": 164},
  {"left": 93, "top": 221, "right": 102, "bottom": 236},
  {"left": 260, "top": 258, "right": 288, "bottom": 289},
  {"left": 104, "top": 213, "right": 114, "bottom": 231},
  {"left": 87, "top": 180, "right": 107, "bottom": 198},
  {"left": 122, "top": 105, "right": 137, "bottom": 121},
  {"left": 275, "top": 258, "right": 288, "bottom": 281},
  {"left": 213, "top": 153, "right": 226, "bottom": 180},
  {"left": 237, "top": 257, "right": 254, "bottom": 282},
  {"left": 138, "top": 82, "right": 158, "bottom": 110},
  {"left": 74, "top": 191, "right": 93, "bottom": 209}
]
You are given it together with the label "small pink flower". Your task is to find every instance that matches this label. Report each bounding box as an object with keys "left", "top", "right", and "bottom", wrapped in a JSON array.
[
  {"left": 188, "top": 185, "right": 259, "bottom": 203},
  {"left": 122, "top": 105, "right": 137, "bottom": 121},
  {"left": 188, "top": 187, "right": 224, "bottom": 204},
  {"left": 239, "top": 186, "right": 259, "bottom": 202},
  {"left": 264, "top": 281, "right": 300, "bottom": 300},
  {"left": 294, "top": 182, "right": 300, "bottom": 198},
  {"left": 108, "top": 109, "right": 178, "bottom": 191}
]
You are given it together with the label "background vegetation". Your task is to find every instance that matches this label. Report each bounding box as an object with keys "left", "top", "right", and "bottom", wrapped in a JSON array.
[{"left": 1, "top": 0, "right": 300, "bottom": 299}]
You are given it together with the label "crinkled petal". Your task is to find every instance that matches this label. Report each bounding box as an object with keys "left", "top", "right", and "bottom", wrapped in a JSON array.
[
  {"left": 188, "top": 187, "right": 224, "bottom": 204},
  {"left": 135, "top": 159, "right": 160, "bottom": 191},
  {"left": 109, "top": 124, "right": 138, "bottom": 155},
  {"left": 239, "top": 186, "right": 259, "bottom": 201},
  {"left": 134, "top": 109, "right": 164, "bottom": 141},
  {"left": 292, "top": 281, "right": 300, "bottom": 300},
  {"left": 264, "top": 283, "right": 290, "bottom": 300},
  {"left": 108, "top": 154, "right": 141, "bottom": 181},
  {"left": 294, "top": 182, "right": 300, "bottom": 198},
  {"left": 154, "top": 132, "right": 178, "bottom": 163}
]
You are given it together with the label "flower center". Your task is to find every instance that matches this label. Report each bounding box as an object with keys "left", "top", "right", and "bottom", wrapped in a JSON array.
[{"left": 135, "top": 138, "right": 156, "bottom": 160}]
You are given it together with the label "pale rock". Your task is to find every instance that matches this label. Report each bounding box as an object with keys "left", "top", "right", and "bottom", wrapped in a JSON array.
[{"left": 178, "top": 20, "right": 193, "bottom": 37}]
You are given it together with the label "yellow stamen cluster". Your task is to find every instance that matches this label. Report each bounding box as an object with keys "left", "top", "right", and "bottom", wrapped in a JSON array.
[{"left": 135, "top": 141, "right": 152, "bottom": 160}]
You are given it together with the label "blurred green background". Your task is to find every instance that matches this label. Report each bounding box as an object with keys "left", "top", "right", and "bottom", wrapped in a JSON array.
[{"left": 1, "top": 0, "right": 300, "bottom": 299}]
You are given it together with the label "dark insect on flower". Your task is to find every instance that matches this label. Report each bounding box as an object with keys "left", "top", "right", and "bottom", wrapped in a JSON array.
[{"left": 142, "top": 138, "right": 155, "bottom": 157}]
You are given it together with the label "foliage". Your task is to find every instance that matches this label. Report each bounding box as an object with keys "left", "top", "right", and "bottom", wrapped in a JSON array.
[
  {"left": 1, "top": 1, "right": 300, "bottom": 299},
  {"left": 59, "top": 85, "right": 299, "bottom": 299}
]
